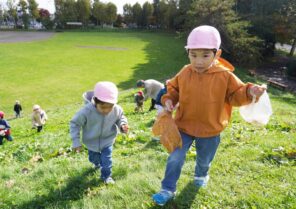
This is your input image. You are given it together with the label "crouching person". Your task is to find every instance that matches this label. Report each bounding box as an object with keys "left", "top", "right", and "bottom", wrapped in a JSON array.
[
  {"left": 70, "top": 81, "right": 129, "bottom": 184},
  {"left": 0, "top": 111, "right": 13, "bottom": 145},
  {"left": 32, "top": 105, "right": 48, "bottom": 132},
  {"left": 134, "top": 90, "right": 145, "bottom": 112}
]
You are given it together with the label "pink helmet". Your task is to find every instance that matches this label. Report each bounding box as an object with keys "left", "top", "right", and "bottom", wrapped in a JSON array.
[
  {"left": 0, "top": 111, "right": 4, "bottom": 119},
  {"left": 185, "top": 25, "right": 221, "bottom": 50},
  {"left": 94, "top": 81, "right": 118, "bottom": 104}
]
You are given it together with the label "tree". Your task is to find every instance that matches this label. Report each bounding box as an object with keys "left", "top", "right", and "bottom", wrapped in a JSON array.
[
  {"left": 77, "top": 0, "right": 91, "bottom": 27},
  {"left": 166, "top": 0, "right": 177, "bottom": 29},
  {"left": 38, "top": 8, "right": 53, "bottom": 29},
  {"left": 276, "top": 0, "right": 296, "bottom": 56},
  {"left": 0, "top": 4, "right": 4, "bottom": 24},
  {"left": 175, "top": 0, "right": 193, "bottom": 30},
  {"left": 187, "top": 0, "right": 261, "bottom": 66},
  {"left": 7, "top": 0, "right": 18, "bottom": 28},
  {"left": 92, "top": 0, "right": 104, "bottom": 25},
  {"left": 28, "top": 0, "right": 39, "bottom": 20},
  {"left": 123, "top": 3, "right": 133, "bottom": 24},
  {"left": 105, "top": 2, "right": 117, "bottom": 25},
  {"left": 18, "top": 0, "right": 29, "bottom": 29},
  {"left": 142, "top": 1, "right": 154, "bottom": 27},
  {"left": 236, "top": 0, "right": 288, "bottom": 56},
  {"left": 114, "top": 14, "right": 123, "bottom": 27},
  {"left": 54, "top": 0, "right": 78, "bottom": 28},
  {"left": 153, "top": 0, "right": 160, "bottom": 26},
  {"left": 132, "top": 2, "right": 142, "bottom": 27}
]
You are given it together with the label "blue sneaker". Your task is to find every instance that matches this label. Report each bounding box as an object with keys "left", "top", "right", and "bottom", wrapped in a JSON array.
[
  {"left": 152, "top": 190, "right": 175, "bottom": 206},
  {"left": 194, "top": 175, "right": 209, "bottom": 188}
]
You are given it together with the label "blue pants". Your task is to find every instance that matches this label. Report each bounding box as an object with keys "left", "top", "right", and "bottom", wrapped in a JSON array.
[
  {"left": 161, "top": 132, "right": 220, "bottom": 192},
  {"left": 0, "top": 135, "right": 13, "bottom": 145},
  {"left": 88, "top": 145, "right": 113, "bottom": 180}
]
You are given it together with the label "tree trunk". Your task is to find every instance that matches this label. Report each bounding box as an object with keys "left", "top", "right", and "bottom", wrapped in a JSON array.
[{"left": 289, "top": 38, "right": 296, "bottom": 56}]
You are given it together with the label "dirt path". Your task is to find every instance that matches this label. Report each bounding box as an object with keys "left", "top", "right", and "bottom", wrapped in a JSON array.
[
  {"left": 253, "top": 55, "right": 296, "bottom": 94},
  {"left": 0, "top": 31, "right": 55, "bottom": 43}
]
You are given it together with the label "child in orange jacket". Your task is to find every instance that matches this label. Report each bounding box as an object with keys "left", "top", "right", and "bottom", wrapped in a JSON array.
[{"left": 152, "top": 25, "right": 266, "bottom": 206}]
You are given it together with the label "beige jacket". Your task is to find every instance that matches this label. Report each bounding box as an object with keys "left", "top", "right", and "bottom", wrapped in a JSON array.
[{"left": 32, "top": 110, "right": 47, "bottom": 127}]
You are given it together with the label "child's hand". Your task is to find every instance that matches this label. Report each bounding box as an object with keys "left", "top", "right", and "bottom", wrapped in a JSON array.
[
  {"left": 249, "top": 84, "right": 267, "bottom": 101},
  {"left": 73, "top": 146, "right": 82, "bottom": 153},
  {"left": 165, "top": 99, "right": 174, "bottom": 112},
  {"left": 121, "top": 124, "right": 129, "bottom": 133}
]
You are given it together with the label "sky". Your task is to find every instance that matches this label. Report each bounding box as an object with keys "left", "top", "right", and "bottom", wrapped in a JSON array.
[{"left": 0, "top": 0, "right": 153, "bottom": 14}]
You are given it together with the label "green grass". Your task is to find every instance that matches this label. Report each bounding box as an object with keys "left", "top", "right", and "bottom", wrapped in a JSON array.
[
  {"left": 0, "top": 31, "right": 295, "bottom": 209},
  {"left": 0, "top": 31, "right": 185, "bottom": 115}
]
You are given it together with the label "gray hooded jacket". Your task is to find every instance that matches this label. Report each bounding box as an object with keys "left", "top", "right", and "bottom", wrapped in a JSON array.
[{"left": 70, "top": 103, "right": 128, "bottom": 152}]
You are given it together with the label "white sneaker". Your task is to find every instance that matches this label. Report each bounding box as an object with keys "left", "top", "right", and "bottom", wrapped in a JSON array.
[{"left": 104, "top": 177, "right": 115, "bottom": 184}]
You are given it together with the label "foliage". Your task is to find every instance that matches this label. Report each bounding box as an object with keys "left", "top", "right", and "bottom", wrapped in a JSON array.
[
  {"left": 76, "top": 0, "right": 91, "bottom": 27},
  {"left": 6, "top": 0, "right": 18, "bottom": 27},
  {"left": 276, "top": 0, "right": 296, "bottom": 56},
  {"left": 123, "top": 3, "right": 133, "bottom": 25},
  {"left": 187, "top": 0, "right": 262, "bottom": 66},
  {"left": 286, "top": 58, "right": 296, "bottom": 77},
  {"left": 92, "top": 0, "right": 104, "bottom": 26},
  {"left": 27, "top": 0, "right": 39, "bottom": 20},
  {"left": 54, "top": 0, "right": 78, "bottom": 28},
  {"left": 237, "top": 0, "right": 289, "bottom": 57},
  {"left": 0, "top": 3, "right": 4, "bottom": 24},
  {"left": 132, "top": 2, "right": 142, "bottom": 26},
  {"left": 18, "top": 0, "right": 29, "bottom": 29},
  {"left": 105, "top": 2, "right": 117, "bottom": 25},
  {"left": 142, "top": 2, "right": 154, "bottom": 27},
  {"left": 157, "top": 0, "right": 178, "bottom": 29},
  {"left": 37, "top": 8, "right": 53, "bottom": 30}
]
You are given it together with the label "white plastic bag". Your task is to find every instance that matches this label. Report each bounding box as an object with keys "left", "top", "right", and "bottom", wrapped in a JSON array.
[{"left": 239, "top": 91, "right": 272, "bottom": 125}]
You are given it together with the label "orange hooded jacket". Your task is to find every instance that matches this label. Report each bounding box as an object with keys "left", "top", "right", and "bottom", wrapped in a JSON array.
[{"left": 161, "top": 58, "right": 253, "bottom": 137}]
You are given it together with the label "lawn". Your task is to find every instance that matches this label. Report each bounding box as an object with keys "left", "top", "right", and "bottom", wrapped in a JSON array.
[
  {"left": 0, "top": 31, "right": 185, "bottom": 115},
  {"left": 0, "top": 31, "right": 295, "bottom": 209}
]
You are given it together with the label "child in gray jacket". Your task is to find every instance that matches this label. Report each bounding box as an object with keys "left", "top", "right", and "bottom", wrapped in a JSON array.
[{"left": 70, "top": 81, "right": 129, "bottom": 184}]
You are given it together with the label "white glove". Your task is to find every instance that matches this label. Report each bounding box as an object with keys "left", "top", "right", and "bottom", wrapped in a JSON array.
[{"left": 0, "top": 130, "right": 5, "bottom": 136}]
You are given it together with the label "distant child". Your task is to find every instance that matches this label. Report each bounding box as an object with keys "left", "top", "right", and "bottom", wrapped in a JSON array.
[
  {"left": 134, "top": 90, "right": 145, "bottom": 112},
  {"left": 13, "top": 100, "right": 22, "bottom": 118},
  {"left": 32, "top": 104, "right": 48, "bottom": 132},
  {"left": 152, "top": 25, "right": 266, "bottom": 206},
  {"left": 70, "top": 81, "right": 129, "bottom": 184},
  {"left": 136, "top": 79, "right": 164, "bottom": 111},
  {"left": 0, "top": 111, "right": 13, "bottom": 145}
]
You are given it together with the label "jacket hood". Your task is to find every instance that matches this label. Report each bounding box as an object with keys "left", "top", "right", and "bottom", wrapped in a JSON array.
[
  {"left": 208, "top": 57, "right": 234, "bottom": 73},
  {"left": 189, "top": 57, "right": 234, "bottom": 74}
]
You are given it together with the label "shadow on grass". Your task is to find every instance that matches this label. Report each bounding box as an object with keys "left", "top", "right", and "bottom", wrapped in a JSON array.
[
  {"left": 142, "top": 140, "right": 160, "bottom": 150},
  {"left": 117, "top": 32, "right": 187, "bottom": 90},
  {"left": 149, "top": 182, "right": 199, "bottom": 209},
  {"left": 270, "top": 94, "right": 296, "bottom": 106},
  {"left": 15, "top": 168, "right": 99, "bottom": 209}
]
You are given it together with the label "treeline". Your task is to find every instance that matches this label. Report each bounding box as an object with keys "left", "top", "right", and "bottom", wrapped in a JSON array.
[{"left": 0, "top": 0, "right": 295, "bottom": 66}]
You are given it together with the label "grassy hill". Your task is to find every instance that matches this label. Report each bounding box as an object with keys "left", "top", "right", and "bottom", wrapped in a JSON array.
[{"left": 0, "top": 31, "right": 295, "bottom": 209}]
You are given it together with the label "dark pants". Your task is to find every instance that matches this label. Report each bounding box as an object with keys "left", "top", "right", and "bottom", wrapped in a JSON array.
[
  {"left": 37, "top": 126, "right": 43, "bottom": 132},
  {"left": 149, "top": 99, "right": 156, "bottom": 111},
  {"left": 0, "top": 135, "right": 13, "bottom": 145}
]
